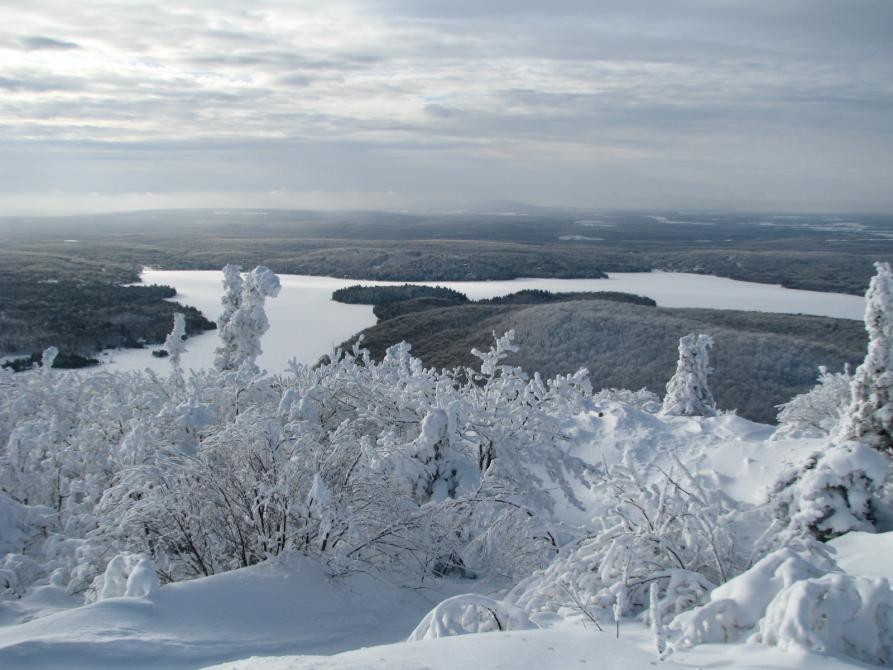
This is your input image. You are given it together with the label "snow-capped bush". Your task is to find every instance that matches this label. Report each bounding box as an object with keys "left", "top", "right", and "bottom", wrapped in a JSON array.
[
  {"left": 508, "top": 455, "right": 739, "bottom": 622},
  {"left": 840, "top": 261, "right": 893, "bottom": 457},
  {"left": 592, "top": 387, "right": 661, "bottom": 414},
  {"left": 407, "top": 594, "right": 535, "bottom": 641},
  {"left": 669, "top": 546, "right": 836, "bottom": 647},
  {"left": 661, "top": 333, "right": 716, "bottom": 417},
  {"left": 766, "top": 442, "right": 889, "bottom": 543},
  {"left": 775, "top": 365, "right": 852, "bottom": 438},
  {"left": 91, "top": 553, "right": 159, "bottom": 601},
  {"left": 754, "top": 573, "right": 893, "bottom": 667}
]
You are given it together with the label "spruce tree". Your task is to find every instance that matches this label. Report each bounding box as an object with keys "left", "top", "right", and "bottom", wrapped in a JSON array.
[
  {"left": 661, "top": 333, "right": 716, "bottom": 417},
  {"left": 840, "top": 262, "right": 893, "bottom": 456}
]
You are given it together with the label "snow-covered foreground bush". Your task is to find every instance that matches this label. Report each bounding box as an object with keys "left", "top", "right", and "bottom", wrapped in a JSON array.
[
  {"left": 505, "top": 455, "right": 739, "bottom": 623},
  {"left": 0, "top": 278, "right": 596, "bottom": 596},
  {"left": 763, "top": 442, "right": 888, "bottom": 544},
  {"left": 670, "top": 546, "right": 838, "bottom": 646},
  {"left": 670, "top": 545, "right": 893, "bottom": 667},
  {"left": 756, "top": 573, "right": 893, "bottom": 667},
  {"left": 775, "top": 365, "right": 853, "bottom": 438}
]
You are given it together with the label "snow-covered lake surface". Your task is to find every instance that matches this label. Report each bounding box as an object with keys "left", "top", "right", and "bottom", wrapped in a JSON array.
[{"left": 98, "top": 269, "right": 866, "bottom": 374}]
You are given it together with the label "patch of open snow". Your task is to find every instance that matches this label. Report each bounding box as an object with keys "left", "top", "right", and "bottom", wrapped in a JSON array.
[
  {"left": 828, "top": 531, "right": 893, "bottom": 581},
  {"left": 200, "top": 622, "right": 862, "bottom": 670},
  {"left": 0, "top": 556, "right": 455, "bottom": 670}
]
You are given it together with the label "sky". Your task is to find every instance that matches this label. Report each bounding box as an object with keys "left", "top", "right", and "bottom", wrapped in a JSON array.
[{"left": 0, "top": 0, "right": 891, "bottom": 215}]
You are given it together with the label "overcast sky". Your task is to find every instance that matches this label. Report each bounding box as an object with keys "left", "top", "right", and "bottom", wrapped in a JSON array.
[{"left": 1, "top": 0, "right": 891, "bottom": 215}]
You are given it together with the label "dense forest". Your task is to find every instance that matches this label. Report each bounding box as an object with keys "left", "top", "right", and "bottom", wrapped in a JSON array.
[
  {"left": 332, "top": 284, "right": 470, "bottom": 305},
  {"left": 0, "top": 254, "right": 214, "bottom": 365},
  {"left": 3, "top": 208, "right": 892, "bottom": 293}
]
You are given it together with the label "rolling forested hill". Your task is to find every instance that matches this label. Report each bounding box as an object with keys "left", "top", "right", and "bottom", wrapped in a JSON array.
[{"left": 341, "top": 299, "right": 865, "bottom": 423}]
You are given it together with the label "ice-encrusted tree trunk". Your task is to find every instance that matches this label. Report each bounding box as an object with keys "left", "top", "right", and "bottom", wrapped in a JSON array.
[
  {"left": 214, "top": 264, "right": 245, "bottom": 371},
  {"left": 661, "top": 333, "right": 716, "bottom": 417},
  {"left": 214, "top": 265, "right": 281, "bottom": 373},
  {"left": 839, "top": 261, "right": 893, "bottom": 457}
]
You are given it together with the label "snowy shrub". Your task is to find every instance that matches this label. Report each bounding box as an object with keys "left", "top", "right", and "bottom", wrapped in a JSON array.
[
  {"left": 661, "top": 333, "right": 716, "bottom": 417},
  {"left": 407, "top": 594, "right": 536, "bottom": 641},
  {"left": 669, "top": 546, "right": 837, "bottom": 647},
  {"left": 508, "top": 455, "right": 739, "bottom": 622},
  {"left": 592, "top": 387, "right": 661, "bottom": 414},
  {"left": 840, "top": 261, "right": 893, "bottom": 457},
  {"left": 91, "top": 553, "right": 159, "bottom": 602},
  {"left": 1, "top": 553, "right": 44, "bottom": 600},
  {"left": 17, "top": 297, "right": 585, "bottom": 587},
  {"left": 766, "top": 442, "right": 889, "bottom": 543},
  {"left": 774, "top": 365, "right": 852, "bottom": 438},
  {"left": 754, "top": 573, "right": 893, "bottom": 667}
]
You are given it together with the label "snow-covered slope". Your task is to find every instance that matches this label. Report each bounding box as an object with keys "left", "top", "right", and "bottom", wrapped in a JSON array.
[
  {"left": 0, "top": 556, "right": 447, "bottom": 670},
  {"left": 200, "top": 623, "right": 864, "bottom": 670}
]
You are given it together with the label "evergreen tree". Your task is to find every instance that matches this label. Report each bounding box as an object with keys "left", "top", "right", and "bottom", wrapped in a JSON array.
[
  {"left": 163, "top": 312, "right": 187, "bottom": 370},
  {"left": 661, "top": 333, "right": 716, "bottom": 417},
  {"left": 213, "top": 265, "right": 281, "bottom": 373},
  {"left": 840, "top": 261, "right": 893, "bottom": 456},
  {"left": 214, "top": 264, "right": 244, "bottom": 371}
]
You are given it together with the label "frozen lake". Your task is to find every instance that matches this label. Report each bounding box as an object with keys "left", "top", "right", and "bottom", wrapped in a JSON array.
[{"left": 98, "top": 269, "right": 866, "bottom": 374}]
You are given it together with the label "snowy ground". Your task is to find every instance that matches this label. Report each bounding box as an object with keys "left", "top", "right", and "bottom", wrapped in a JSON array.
[
  {"left": 4, "top": 533, "right": 887, "bottom": 670},
  {"left": 201, "top": 625, "right": 872, "bottom": 670},
  {"left": 0, "top": 556, "right": 462, "bottom": 670}
]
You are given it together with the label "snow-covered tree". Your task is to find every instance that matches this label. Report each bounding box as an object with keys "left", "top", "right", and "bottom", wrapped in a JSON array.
[
  {"left": 764, "top": 442, "right": 888, "bottom": 543},
  {"left": 41, "top": 346, "right": 58, "bottom": 373},
  {"left": 775, "top": 365, "right": 852, "bottom": 438},
  {"left": 214, "top": 264, "right": 244, "bottom": 371},
  {"left": 661, "top": 333, "right": 716, "bottom": 417},
  {"left": 214, "top": 265, "right": 281, "bottom": 373},
  {"left": 840, "top": 261, "right": 893, "bottom": 456},
  {"left": 163, "top": 312, "right": 187, "bottom": 369}
]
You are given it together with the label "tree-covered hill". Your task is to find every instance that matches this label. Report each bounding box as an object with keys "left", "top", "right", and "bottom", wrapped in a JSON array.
[{"left": 341, "top": 300, "right": 865, "bottom": 424}]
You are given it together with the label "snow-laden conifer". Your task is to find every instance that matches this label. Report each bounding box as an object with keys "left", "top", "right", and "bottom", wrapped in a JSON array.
[
  {"left": 764, "top": 442, "right": 887, "bottom": 543},
  {"left": 840, "top": 261, "right": 893, "bottom": 456},
  {"left": 41, "top": 346, "right": 58, "bottom": 373},
  {"left": 163, "top": 312, "right": 187, "bottom": 369},
  {"left": 214, "top": 265, "right": 281, "bottom": 373},
  {"left": 214, "top": 263, "right": 244, "bottom": 371},
  {"left": 661, "top": 333, "right": 716, "bottom": 417}
]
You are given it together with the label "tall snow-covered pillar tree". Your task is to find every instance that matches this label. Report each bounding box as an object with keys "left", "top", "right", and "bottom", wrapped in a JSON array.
[
  {"left": 661, "top": 333, "right": 717, "bottom": 417},
  {"left": 214, "top": 264, "right": 244, "bottom": 371},
  {"left": 839, "top": 261, "right": 893, "bottom": 456},
  {"left": 214, "top": 265, "right": 281, "bottom": 373},
  {"left": 163, "top": 312, "right": 187, "bottom": 370}
]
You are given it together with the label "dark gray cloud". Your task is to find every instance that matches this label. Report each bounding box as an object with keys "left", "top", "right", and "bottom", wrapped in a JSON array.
[
  {"left": 0, "top": 0, "right": 891, "bottom": 214},
  {"left": 21, "top": 35, "right": 80, "bottom": 50}
]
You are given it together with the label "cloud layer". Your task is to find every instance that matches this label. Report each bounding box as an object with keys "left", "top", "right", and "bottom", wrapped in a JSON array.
[{"left": 1, "top": 0, "right": 891, "bottom": 214}]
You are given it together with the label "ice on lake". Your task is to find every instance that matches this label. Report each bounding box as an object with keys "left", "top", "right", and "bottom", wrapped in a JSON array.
[{"left": 98, "top": 270, "right": 866, "bottom": 374}]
